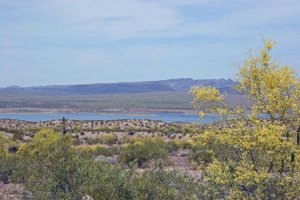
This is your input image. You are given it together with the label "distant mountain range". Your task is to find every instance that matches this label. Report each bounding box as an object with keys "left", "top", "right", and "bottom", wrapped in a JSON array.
[{"left": 0, "top": 78, "right": 238, "bottom": 95}]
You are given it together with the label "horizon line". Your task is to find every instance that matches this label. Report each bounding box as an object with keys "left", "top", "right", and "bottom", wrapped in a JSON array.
[{"left": 1, "top": 77, "right": 235, "bottom": 89}]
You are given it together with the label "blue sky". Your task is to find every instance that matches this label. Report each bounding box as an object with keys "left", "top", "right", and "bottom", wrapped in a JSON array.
[{"left": 0, "top": 0, "right": 299, "bottom": 87}]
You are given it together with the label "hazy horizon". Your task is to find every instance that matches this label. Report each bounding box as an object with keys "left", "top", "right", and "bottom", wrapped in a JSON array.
[
  {"left": 1, "top": 0, "right": 300, "bottom": 87},
  {"left": 1, "top": 77, "right": 236, "bottom": 88}
]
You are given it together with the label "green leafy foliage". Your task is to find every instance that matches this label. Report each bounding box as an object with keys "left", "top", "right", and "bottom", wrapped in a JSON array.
[
  {"left": 83, "top": 163, "right": 132, "bottom": 200},
  {"left": 17, "top": 129, "right": 92, "bottom": 199},
  {"left": 121, "top": 137, "right": 168, "bottom": 167},
  {"left": 0, "top": 133, "right": 18, "bottom": 183},
  {"left": 131, "top": 169, "right": 198, "bottom": 200}
]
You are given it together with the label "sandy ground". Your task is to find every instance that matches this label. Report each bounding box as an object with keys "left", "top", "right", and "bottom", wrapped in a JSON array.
[{"left": 0, "top": 182, "right": 25, "bottom": 200}]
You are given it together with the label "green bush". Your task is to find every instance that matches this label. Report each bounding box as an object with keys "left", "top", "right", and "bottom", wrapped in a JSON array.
[
  {"left": 0, "top": 155, "right": 18, "bottom": 183},
  {"left": 12, "top": 132, "right": 23, "bottom": 141},
  {"left": 0, "top": 133, "right": 18, "bottom": 183},
  {"left": 94, "top": 145, "right": 120, "bottom": 157},
  {"left": 166, "top": 139, "right": 183, "bottom": 152},
  {"left": 99, "top": 133, "right": 118, "bottom": 145},
  {"left": 17, "top": 129, "right": 92, "bottom": 200},
  {"left": 131, "top": 169, "right": 198, "bottom": 200},
  {"left": 189, "top": 149, "right": 213, "bottom": 165},
  {"left": 120, "top": 136, "right": 139, "bottom": 144},
  {"left": 121, "top": 137, "right": 168, "bottom": 167},
  {"left": 87, "top": 133, "right": 118, "bottom": 145},
  {"left": 84, "top": 163, "right": 132, "bottom": 200}
]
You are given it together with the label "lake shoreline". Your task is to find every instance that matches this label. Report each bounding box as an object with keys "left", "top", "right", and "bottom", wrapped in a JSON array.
[
  {"left": 0, "top": 108, "right": 197, "bottom": 115},
  {"left": 0, "top": 112, "right": 204, "bottom": 123}
]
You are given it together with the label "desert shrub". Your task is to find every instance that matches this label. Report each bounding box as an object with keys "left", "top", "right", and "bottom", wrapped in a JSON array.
[
  {"left": 0, "top": 154, "right": 18, "bottom": 183},
  {"left": 12, "top": 132, "right": 23, "bottom": 141},
  {"left": 72, "top": 136, "right": 81, "bottom": 146},
  {"left": 166, "top": 139, "right": 183, "bottom": 152},
  {"left": 17, "top": 129, "right": 93, "bottom": 200},
  {"left": 72, "top": 126, "right": 82, "bottom": 132},
  {"left": 131, "top": 169, "right": 198, "bottom": 200},
  {"left": 120, "top": 136, "right": 140, "bottom": 144},
  {"left": 83, "top": 163, "right": 132, "bottom": 200},
  {"left": 101, "top": 133, "right": 118, "bottom": 145},
  {"left": 0, "top": 133, "right": 17, "bottom": 182},
  {"left": 189, "top": 149, "right": 213, "bottom": 166},
  {"left": 98, "top": 133, "right": 118, "bottom": 145},
  {"left": 163, "top": 125, "right": 179, "bottom": 134},
  {"left": 0, "top": 132, "right": 9, "bottom": 158},
  {"left": 86, "top": 133, "right": 118, "bottom": 145},
  {"left": 79, "top": 145, "right": 120, "bottom": 158},
  {"left": 121, "top": 137, "right": 168, "bottom": 167},
  {"left": 181, "top": 125, "right": 197, "bottom": 134},
  {"left": 86, "top": 137, "right": 98, "bottom": 145},
  {"left": 124, "top": 126, "right": 139, "bottom": 132},
  {"left": 94, "top": 145, "right": 120, "bottom": 157}
]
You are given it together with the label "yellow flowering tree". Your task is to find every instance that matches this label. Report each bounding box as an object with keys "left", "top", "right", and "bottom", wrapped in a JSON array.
[
  {"left": 236, "top": 40, "right": 300, "bottom": 148},
  {"left": 190, "top": 86, "right": 245, "bottom": 120},
  {"left": 190, "top": 40, "right": 300, "bottom": 199},
  {"left": 237, "top": 40, "right": 300, "bottom": 122}
]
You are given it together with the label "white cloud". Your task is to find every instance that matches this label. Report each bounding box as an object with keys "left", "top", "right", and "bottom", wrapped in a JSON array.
[
  {"left": 0, "top": 0, "right": 299, "bottom": 86},
  {"left": 1, "top": 0, "right": 299, "bottom": 40},
  {"left": 46, "top": 0, "right": 182, "bottom": 38}
]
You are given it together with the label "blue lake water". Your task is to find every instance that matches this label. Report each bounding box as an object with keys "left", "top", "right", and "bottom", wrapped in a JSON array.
[{"left": 0, "top": 113, "right": 219, "bottom": 123}]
